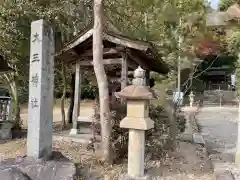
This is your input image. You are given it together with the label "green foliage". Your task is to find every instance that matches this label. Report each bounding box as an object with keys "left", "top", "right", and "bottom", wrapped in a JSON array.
[
  {"left": 235, "top": 55, "right": 240, "bottom": 90},
  {"left": 228, "top": 31, "right": 240, "bottom": 54},
  {"left": 81, "top": 83, "right": 98, "bottom": 100},
  {"left": 0, "top": 0, "right": 92, "bottom": 105},
  {"left": 147, "top": 104, "right": 186, "bottom": 157},
  {"left": 92, "top": 99, "right": 186, "bottom": 160},
  {"left": 219, "top": 0, "right": 240, "bottom": 10},
  {"left": 0, "top": 0, "right": 209, "bottom": 124},
  {"left": 105, "top": 0, "right": 208, "bottom": 96},
  {"left": 106, "top": 0, "right": 207, "bottom": 66}
]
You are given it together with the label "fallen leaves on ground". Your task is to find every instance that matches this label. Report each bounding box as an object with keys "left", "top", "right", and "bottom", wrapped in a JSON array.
[{"left": 0, "top": 139, "right": 213, "bottom": 180}]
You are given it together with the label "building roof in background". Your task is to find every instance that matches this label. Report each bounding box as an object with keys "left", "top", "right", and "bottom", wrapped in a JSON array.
[{"left": 207, "top": 3, "right": 240, "bottom": 27}]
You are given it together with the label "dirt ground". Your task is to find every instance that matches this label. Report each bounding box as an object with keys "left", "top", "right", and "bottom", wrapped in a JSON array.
[
  {"left": 10, "top": 101, "right": 214, "bottom": 179},
  {"left": 0, "top": 138, "right": 213, "bottom": 180},
  {"left": 20, "top": 100, "right": 94, "bottom": 128}
]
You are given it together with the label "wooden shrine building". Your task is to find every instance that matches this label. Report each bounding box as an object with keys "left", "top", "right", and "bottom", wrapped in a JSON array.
[
  {"left": 55, "top": 27, "right": 169, "bottom": 135},
  {"left": 0, "top": 55, "right": 14, "bottom": 122}
]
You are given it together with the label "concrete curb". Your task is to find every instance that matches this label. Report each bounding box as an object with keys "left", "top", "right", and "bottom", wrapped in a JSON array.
[
  {"left": 193, "top": 106, "right": 236, "bottom": 180},
  {"left": 181, "top": 106, "right": 206, "bottom": 147},
  {"left": 214, "top": 170, "right": 234, "bottom": 180},
  {"left": 212, "top": 162, "right": 236, "bottom": 180},
  {"left": 182, "top": 106, "right": 236, "bottom": 179}
]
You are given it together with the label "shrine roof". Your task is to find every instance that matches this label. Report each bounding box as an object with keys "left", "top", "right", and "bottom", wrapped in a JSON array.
[{"left": 55, "top": 26, "right": 169, "bottom": 74}]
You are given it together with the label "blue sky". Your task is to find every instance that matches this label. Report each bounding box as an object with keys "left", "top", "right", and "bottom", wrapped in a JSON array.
[{"left": 210, "top": 0, "right": 219, "bottom": 9}]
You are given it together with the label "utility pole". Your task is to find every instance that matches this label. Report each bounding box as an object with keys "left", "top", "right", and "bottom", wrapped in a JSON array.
[
  {"left": 236, "top": 53, "right": 240, "bottom": 167},
  {"left": 177, "top": 17, "right": 182, "bottom": 106},
  {"left": 177, "top": 48, "right": 181, "bottom": 94}
]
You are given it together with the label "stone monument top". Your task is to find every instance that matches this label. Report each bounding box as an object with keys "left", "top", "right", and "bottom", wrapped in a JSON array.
[
  {"left": 133, "top": 66, "right": 146, "bottom": 86},
  {"left": 115, "top": 66, "right": 157, "bottom": 100}
]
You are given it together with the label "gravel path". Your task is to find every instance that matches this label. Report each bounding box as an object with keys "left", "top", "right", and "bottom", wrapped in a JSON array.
[{"left": 196, "top": 107, "right": 239, "bottom": 161}]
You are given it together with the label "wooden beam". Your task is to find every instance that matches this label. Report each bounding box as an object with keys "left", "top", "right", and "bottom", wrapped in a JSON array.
[
  {"left": 81, "top": 47, "right": 124, "bottom": 57},
  {"left": 67, "top": 29, "right": 93, "bottom": 50},
  {"left": 79, "top": 57, "right": 138, "bottom": 70},
  {"left": 103, "top": 33, "right": 149, "bottom": 51},
  {"left": 79, "top": 58, "right": 122, "bottom": 66},
  {"left": 109, "top": 77, "right": 132, "bottom": 84},
  {"left": 116, "top": 71, "right": 133, "bottom": 76}
]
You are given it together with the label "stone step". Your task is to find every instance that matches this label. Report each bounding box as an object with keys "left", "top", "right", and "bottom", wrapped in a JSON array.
[
  {"left": 77, "top": 116, "right": 92, "bottom": 123},
  {"left": 78, "top": 127, "right": 92, "bottom": 134},
  {"left": 193, "top": 133, "right": 205, "bottom": 146}
]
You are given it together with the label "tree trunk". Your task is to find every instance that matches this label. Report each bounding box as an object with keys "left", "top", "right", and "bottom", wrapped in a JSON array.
[
  {"left": 67, "top": 73, "right": 75, "bottom": 124},
  {"left": 13, "top": 83, "right": 21, "bottom": 129},
  {"left": 60, "top": 62, "right": 67, "bottom": 129},
  {"left": 93, "top": 0, "right": 112, "bottom": 165}
]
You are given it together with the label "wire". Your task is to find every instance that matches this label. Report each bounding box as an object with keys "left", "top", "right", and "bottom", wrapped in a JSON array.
[{"left": 174, "top": 54, "right": 220, "bottom": 109}]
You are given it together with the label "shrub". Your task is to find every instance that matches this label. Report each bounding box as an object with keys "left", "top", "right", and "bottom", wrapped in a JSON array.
[{"left": 92, "top": 100, "right": 186, "bottom": 161}]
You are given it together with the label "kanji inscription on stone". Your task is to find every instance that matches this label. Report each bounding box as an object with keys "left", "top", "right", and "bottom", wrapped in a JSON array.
[
  {"left": 31, "top": 73, "right": 39, "bottom": 87},
  {"left": 32, "top": 53, "right": 40, "bottom": 63},
  {"left": 30, "top": 98, "right": 38, "bottom": 108},
  {"left": 27, "top": 19, "right": 55, "bottom": 159},
  {"left": 32, "top": 32, "right": 41, "bottom": 43}
]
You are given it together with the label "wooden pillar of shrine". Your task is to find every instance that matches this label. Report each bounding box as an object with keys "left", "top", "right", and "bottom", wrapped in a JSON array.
[
  {"left": 145, "top": 70, "right": 150, "bottom": 87},
  {"left": 70, "top": 59, "right": 82, "bottom": 135},
  {"left": 121, "top": 52, "right": 128, "bottom": 90}
]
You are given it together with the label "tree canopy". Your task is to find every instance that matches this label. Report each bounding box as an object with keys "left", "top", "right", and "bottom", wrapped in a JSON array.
[{"left": 0, "top": 0, "right": 208, "bottom": 122}]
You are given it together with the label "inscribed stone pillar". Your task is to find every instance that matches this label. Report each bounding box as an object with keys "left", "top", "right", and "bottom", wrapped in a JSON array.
[
  {"left": 189, "top": 91, "right": 195, "bottom": 107},
  {"left": 27, "top": 19, "right": 54, "bottom": 159}
]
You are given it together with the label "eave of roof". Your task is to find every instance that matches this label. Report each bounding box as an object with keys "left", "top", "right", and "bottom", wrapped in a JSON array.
[
  {"left": 56, "top": 27, "right": 152, "bottom": 57},
  {"left": 55, "top": 27, "right": 169, "bottom": 74}
]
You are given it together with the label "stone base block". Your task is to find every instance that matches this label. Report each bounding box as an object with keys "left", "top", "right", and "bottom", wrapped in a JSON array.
[
  {"left": 69, "top": 128, "right": 78, "bottom": 136},
  {"left": 0, "top": 121, "right": 13, "bottom": 140},
  {"left": 78, "top": 126, "right": 92, "bottom": 134},
  {"left": 0, "top": 152, "right": 76, "bottom": 180},
  {"left": 120, "top": 117, "right": 154, "bottom": 130},
  {"left": 214, "top": 170, "right": 234, "bottom": 180},
  {"left": 119, "top": 174, "right": 151, "bottom": 180},
  {"left": 192, "top": 133, "right": 205, "bottom": 146}
]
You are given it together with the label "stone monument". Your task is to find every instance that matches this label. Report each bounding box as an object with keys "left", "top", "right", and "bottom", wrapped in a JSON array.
[
  {"left": 27, "top": 19, "right": 54, "bottom": 159},
  {"left": 0, "top": 19, "right": 77, "bottom": 180},
  {"left": 189, "top": 91, "right": 195, "bottom": 107},
  {"left": 116, "top": 66, "right": 155, "bottom": 180}
]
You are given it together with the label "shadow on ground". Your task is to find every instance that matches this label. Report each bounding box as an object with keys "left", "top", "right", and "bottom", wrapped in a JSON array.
[{"left": 0, "top": 122, "right": 73, "bottom": 145}]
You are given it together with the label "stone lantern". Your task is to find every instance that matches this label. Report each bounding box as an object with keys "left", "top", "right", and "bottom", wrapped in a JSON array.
[
  {"left": 115, "top": 66, "right": 155, "bottom": 180},
  {"left": 189, "top": 91, "right": 195, "bottom": 107}
]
